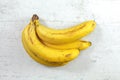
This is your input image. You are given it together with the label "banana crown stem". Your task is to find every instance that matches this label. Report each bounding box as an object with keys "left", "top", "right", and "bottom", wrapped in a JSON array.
[{"left": 32, "top": 14, "right": 39, "bottom": 21}]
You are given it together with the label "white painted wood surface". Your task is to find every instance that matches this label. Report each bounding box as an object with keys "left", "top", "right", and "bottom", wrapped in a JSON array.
[{"left": 0, "top": 0, "right": 120, "bottom": 80}]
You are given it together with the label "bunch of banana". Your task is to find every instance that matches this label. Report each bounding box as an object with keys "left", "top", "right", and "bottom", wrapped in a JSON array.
[{"left": 22, "top": 14, "right": 96, "bottom": 67}]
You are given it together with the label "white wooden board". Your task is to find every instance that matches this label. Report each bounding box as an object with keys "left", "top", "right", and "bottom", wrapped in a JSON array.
[{"left": 0, "top": 0, "right": 120, "bottom": 80}]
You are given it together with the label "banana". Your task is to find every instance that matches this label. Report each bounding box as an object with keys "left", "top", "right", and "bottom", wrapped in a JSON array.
[
  {"left": 23, "top": 21, "right": 80, "bottom": 63},
  {"left": 22, "top": 33, "right": 67, "bottom": 66},
  {"left": 43, "top": 40, "right": 91, "bottom": 50},
  {"left": 33, "top": 14, "right": 96, "bottom": 44}
]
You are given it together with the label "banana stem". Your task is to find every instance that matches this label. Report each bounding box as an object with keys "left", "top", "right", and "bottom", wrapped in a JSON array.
[{"left": 32, "top": 14, "right": 39, "bottom": 21}]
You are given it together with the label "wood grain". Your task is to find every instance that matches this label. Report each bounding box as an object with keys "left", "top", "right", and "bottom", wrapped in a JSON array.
[{"left": 0, "top": 0, "right": 120, "bottom": 80}]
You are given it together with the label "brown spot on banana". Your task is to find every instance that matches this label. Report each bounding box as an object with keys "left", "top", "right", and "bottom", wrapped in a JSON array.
[
  {"left": 65, "top": 54, "right": 71, "bottom": 57},
  {"left": 92, "top": 22, "right": 95, "bottom": 27}
]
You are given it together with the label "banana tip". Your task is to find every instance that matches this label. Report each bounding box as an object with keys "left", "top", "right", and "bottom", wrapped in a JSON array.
[{"left": 89, "top": 42, "right": 92, "bottom": 46}]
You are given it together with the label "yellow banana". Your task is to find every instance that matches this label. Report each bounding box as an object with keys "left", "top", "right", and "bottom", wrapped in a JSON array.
[
  {"left": 22, "top": 34, "right": 67, "bottom": 66},
  {"left": 33, "top": 14, "right": 96, "bottom": 44},
  {"left": 43, "top": 40, "right": 91, "bottom": 50},
  {"left": 23, "top": 21, "right": 80, "bottom": 63}
]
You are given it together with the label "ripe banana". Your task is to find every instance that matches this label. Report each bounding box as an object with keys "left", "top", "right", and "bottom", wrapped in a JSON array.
[
  {"left": 22, "top": 21, "right": 80, "bottom": 63},
  {"left": 33, "top": 14, "right": 96, "bottom": 44},
  {"left": 43, "top": 40, "right": 91, "bottom": 50},
  {"left": 22, "top": 34, "right": 67, "bottom": 66}
]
